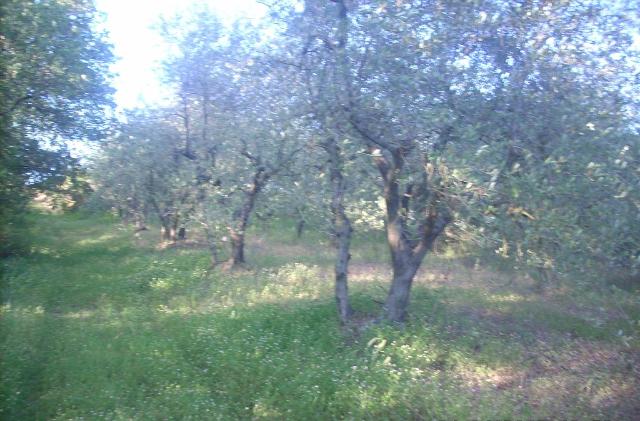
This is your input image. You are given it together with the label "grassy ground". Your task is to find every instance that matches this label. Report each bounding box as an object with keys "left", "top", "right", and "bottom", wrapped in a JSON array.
[{"left": 1, "top": 212, "right": 639, "bottom": 419}]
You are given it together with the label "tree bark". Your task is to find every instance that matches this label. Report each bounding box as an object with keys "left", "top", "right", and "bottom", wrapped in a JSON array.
[
  {"left": 374, "top": 149, "right": 451, "bottom": 322},
  {"left": 133, "top": 200, "right": 148, "bottom": 232},
  {"left": 326, "top": 138, "right": 353, "bottom": 324},
  {"left": 386, "top": 259, "right": 422, "bottom": 322},
  {"left": 160, "top": 221, "right": 172, "bottom": 241},
  {"left": 296, "top": 217, "right": 306, "bottom": 239},
  {"left": 227, "top": 168, "right": 268, "bottom": 268},
  {"left": 160, "top": 214, "right": 179, "bottom": 243},
  {"left": 134, "top": 218, "right": 147, "bottom": 232},
  {"left": 171, "top": 217, "right": 179, "bottom": 241},
  {"left": 229, "top": 228, "right": 246, "bottom": 266},
  {"left": 205, "top": 227, "right": 221, "bottom": 267},
  {"left": 381, "top": 155, "right": 420, "bottom": 322}
]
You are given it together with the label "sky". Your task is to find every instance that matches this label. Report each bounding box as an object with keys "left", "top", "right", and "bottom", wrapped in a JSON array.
[{"left": 95, "top": 0, "right": 267, "bottom": 111}]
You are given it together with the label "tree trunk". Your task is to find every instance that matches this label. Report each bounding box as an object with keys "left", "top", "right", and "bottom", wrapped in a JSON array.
[
  {"left": 171, "top": 217, "right": 179, "bottom": 242},
  {"left": 160, "top": 215, "right": 179, "bottom": 243},
  {"left": 205, "top": 227, "right": 221, "bottom": 267},
  {"left": 149, "top": 198, "right": 176, "bottom": 243},
  {"left": 133, "top": 200, "right": 148, "bottom": 232},
  {"left": 160, "top": 218, "right": 171, "bottom": 241},
  {"left": 383, "top": 201, "right": 423, "bottom": 322},
  {"left": 296, "top": 218, "right": 305, "bottom": 239},
  {"left": 229, "top": 227, "right": 246, "bottom": 266},
  {"left": 161, "top": 225, "right": 177, "bottom": 242},
  {"left": 326, "top": 138, "right": 353, "bottom": 324},
  {"left": 373, "top": 149, "right": 451, "bottom": 323},
  {"left": 333, "top": 207, "right": 352, "bottom": 324},
  {"left": 134, "top": 218, "right": 147, "bottom": 232},
  {"left": 227, "top": 168, "right": 268, "bottom": 268},
  {"left": 385, "top": 255, "right": 422, "bottom": 322},
  {"left": 294, "top": 205, "right": 306, "bottom": 238}
]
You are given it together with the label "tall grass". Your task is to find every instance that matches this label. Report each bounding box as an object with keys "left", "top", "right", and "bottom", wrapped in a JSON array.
[{"left": 1, "top": 212, "right": 638, "bottom": 419}]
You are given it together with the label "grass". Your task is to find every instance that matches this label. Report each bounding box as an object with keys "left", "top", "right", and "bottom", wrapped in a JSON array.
[{"left": 1, "top": 212, "right": 639, "bottom": 419}]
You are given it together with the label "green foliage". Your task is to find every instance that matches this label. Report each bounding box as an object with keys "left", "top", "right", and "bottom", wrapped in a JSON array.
[
  {"left": 288, "top": 0, "right": 640, "bottom": 295},
  {"left": 0, "top": 0, "right": 114, "bottom": 256},
  {"left": 449, "top": 81, "right": 640, "bottom": 287}
]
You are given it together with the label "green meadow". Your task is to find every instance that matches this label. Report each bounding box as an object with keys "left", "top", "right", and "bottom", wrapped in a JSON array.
[{"left": 2, "top": 212, "right": 639, "bottom": 419}]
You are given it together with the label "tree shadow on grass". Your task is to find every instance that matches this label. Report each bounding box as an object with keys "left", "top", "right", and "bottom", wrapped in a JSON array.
[
  {"left": 401, "top": 285, "right": 640, "bottom": 419},
  {"left": 3, "top": 276, "right": 639, "bottom": 419},
  {"left": 4, "top": 212, "right": 639, "bottom": 419}
]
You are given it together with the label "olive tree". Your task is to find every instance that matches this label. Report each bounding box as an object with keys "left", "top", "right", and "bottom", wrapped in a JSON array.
[{"left": 1, "top": 0, "right": 113, "bottom": 254}]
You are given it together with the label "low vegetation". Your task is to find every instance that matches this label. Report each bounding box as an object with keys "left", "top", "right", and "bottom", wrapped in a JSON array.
[{"left": 2, "top": 212, "right": 638, "bottom": 419}]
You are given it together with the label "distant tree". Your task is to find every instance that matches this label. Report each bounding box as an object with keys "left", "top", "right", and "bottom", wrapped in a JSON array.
[
  {"left": 99, "top": 11, "right": 306, "bottom": 267},
  {"left": 93, "top": 109, "right": 196, "bottom": 242}
]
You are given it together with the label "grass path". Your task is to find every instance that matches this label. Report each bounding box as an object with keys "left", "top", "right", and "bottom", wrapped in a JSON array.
[{"left": 1, "top": 213, "right": 639, "bottom": 419}]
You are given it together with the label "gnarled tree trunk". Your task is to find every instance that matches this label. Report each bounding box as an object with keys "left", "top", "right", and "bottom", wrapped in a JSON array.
[{"left": 375, "top": 148, "right": 451, "bottom": 322}]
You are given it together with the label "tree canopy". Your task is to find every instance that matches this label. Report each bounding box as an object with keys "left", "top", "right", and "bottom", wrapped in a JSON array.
[{"left": 1, "top": 0, "right": 114, "bottom": 255}]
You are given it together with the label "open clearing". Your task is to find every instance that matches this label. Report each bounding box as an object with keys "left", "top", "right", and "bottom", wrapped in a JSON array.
[{"left": 2, "top": 213, "right": 639, "bottom": 419}]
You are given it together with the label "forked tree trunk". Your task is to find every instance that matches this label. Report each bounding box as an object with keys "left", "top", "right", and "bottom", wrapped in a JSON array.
[
  {"left": 314, "top": 0, "right": 450, "bottom": 323},
  {"left": 382, "top": 167, "right": 422, "bottom": 322},
  {"left": 326, "top": 138, "right": 353, "bottom": 324},
  {"left": 374, "top": 149, "right": 451, "bottom": 322}
]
